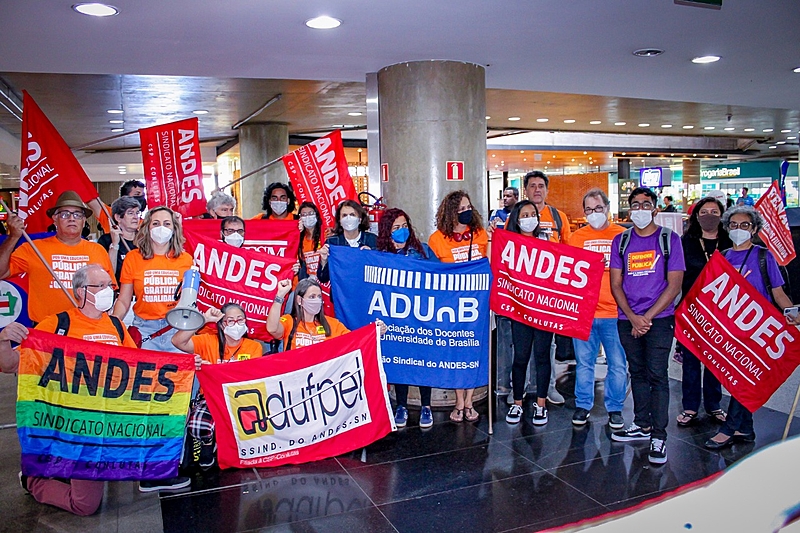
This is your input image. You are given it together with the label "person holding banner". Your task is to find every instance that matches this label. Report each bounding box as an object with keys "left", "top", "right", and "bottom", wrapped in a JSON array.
[
  {"left": 255, "top": 182, "right": 298, "bottom": 221},
  {"left": 428, "top": 191, "right": 489, "bottom": 423},
  {"left": 609, "top": 187, "right": 685, "bottom": 465},
  {"left": 317, "top": 200, "right": 377, "bottom": 283},
  {"left": 97, "top": 196, "right": 140, "bottom": 282},
  {"left": 267, "top": 278, "right": 350, "bottom": 349},
  {"left": 220, "top": 216, "right": 246, "bottom": 248},
  {"left": 676, "top": 196, "right": 731, "bottom": 428},
  {"left": 202, "top": 192, "right": 236, "bottom": 219},
  {"left": 705, "top": 206, "right": 798, "bottom": 449},
  {"left": 113, "top": 206, "right": 193, "bottom": 352},
  {"left": 172, "top": 304, "right": 263, "bottom": 468},
  {"left": 297, "top": 202, "right": 326, "bottom": 279}
]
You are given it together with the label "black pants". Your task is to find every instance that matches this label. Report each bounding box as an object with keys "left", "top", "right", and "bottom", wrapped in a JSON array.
[
  {"left": 617, "top": 316, "right": 673, "bottom": 440},
  {"left": 680, "top": 342, "right": 722, "bottom": 413},
  {"left": 720, "top": 397, "right": 754, "bottom": 436},
  {"left": 395, "top": 384, "right": 432, "bottom": 407},
  {"left": 511, "top": 321, "right": 553, "bottom": 402}
]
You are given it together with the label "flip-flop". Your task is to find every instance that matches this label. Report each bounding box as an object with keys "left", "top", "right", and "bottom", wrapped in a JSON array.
[
  {"left": 709, "top": 409, "right": 727, "bottom": 423},
  {"left": 676, "top": 411, "right": 697, "bottom": 427},
  {"left": 464, "top": 407, "right": 480, "bottom": 422},
  {"left": 449, "top": 408, "right": 464, "bottom": 423}
]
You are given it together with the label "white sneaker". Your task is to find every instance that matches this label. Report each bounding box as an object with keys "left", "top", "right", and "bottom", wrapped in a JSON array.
[{"left": 506, "top": 404, "right": 523, "bottom": 424}]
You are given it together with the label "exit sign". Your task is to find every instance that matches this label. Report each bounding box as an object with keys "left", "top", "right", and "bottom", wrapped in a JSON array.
[{"left": 675, "top": 0, "right": 721, "bottom": 9}]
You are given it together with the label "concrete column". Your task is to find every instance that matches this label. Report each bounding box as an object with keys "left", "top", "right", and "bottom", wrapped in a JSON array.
[
  {"left": 238, "top": 123, "right": 289, "bottom": 218},
  {"left": 378, "top": 61, "right": 486, "bottom": 240}
]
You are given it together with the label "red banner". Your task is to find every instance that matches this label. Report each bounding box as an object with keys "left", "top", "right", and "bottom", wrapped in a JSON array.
[
  {"left": 185, "top": 232, "right": 295, "bottom": 341},
  {"left": 182, "top": 218, "right": 300, "bottom": 259},
  {"left": 676, "top": 252, "right": 800, "bottom": 412},
  {"left": 489, "top": 229, "right": 605, "bottom": 341},
  {"left": 197, "top": 324, "right": 394, "bottom": 469},
  {"left": 282, "top": 131, "right": 358, "bottom": 231},
  {"left": 17, "top": 92, "right": 99, "bottom": 233},
  {"left": 139, "top": 118, "right": 206, "bottom": 219},
  {"left": 755, "top": 180, "right": 796, "bottom": 266}
]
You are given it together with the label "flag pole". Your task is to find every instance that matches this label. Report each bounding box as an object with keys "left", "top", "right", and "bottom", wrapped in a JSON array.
[
  {"left": 781, "top": 380, "right": 800, "bottom": 441},
  {"left": 217, "top": 156, "right": 283, "bottom": 191},
  {"left": 488, "top": 312, "right": 494, "bottom": 435},
  {"left": 97, "top": 201, "right": 132, "bottom": 253},
  {"left": 0, "top": 199, "right": 79, "bottom": 308}
]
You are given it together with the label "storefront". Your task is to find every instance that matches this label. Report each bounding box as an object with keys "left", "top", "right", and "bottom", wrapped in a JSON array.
[{"left": 700, "top": 161, "right": 800, "bottom": 207}]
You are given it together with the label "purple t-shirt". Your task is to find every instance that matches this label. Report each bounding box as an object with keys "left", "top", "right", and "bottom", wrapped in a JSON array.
[
  {"left": 610, "top": 228, "right": 685, "bottom": 319},
  {"left": 723, "top": 246, "right": 784, "bottom": 301}
]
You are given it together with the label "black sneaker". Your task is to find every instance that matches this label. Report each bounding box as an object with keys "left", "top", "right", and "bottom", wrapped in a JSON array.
[
  {"left": 532, "top": 404, "right": 548, "bottom": 426},
  {"left": 506, "top": 404, "right": 523, "bottom": 424},
  {"left": 198, "top": 441, "right": 217, "bottom": 470},
  {"left": 139, "top": 476, "right": 192, "bottom": 493},
  {"left": 18, "top": 472, "right": 30, "bottom": 495},
  {"left": 572, "top": 408, "right": 590, "bottom": 426},
  {"left": 611, "top": 423, "right": 651, "bottom": 442},
  {"left": 649, "top": 438, "right": 667, "bottom": 464},
  {"left": 608, "top": 411, "right": 624, "bottom": 430}
]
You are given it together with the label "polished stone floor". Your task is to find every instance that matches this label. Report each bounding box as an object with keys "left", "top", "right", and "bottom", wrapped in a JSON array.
[{"left": 2, "top": 369, "right": 799, "bottom": 533}]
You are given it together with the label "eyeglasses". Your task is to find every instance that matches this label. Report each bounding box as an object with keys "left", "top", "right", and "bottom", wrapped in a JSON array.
[
  {"left": 629, "top": 202, "right": 654, "bottom": 211},
  {"left": 54, "top": 211, "right": 86, "bottom": 220},
  {"left": 84, "top": 283, "right": 113, "bottom": 290},
  {"left": 583, "top": 206, "right": 606, "bottom": 215},
  {"left": 728, "top": 221, "right": 752, "bottom": 230},
  {"left": 222, "top": 318, "right": 246, "bottom": 326},
  {"left": 222, "top": 228, "right": 245, "bottom": 236}
]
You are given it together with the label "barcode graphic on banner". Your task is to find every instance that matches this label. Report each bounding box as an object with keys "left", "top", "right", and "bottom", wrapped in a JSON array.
[{"left": 363, "top": 266, "right": 489, "bottom": 291}]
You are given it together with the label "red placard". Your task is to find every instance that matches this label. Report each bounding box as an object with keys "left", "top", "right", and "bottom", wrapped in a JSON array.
[
  {"left": 489, "top": 229, "right": 605, "bottom": 341},
  {"left": 381, "top": 163, "right": 389, "bottom": 182},
  {"left": 282, "top": 131, "right": 358, "bottom": 231},
  {"left": 676, "top": 252, "right": 800, "bottom": 412},
  {"left": 755, "top": 180, "right": 796, "bottom": 266},
  {"left": 17, "top": 91, "right": 99, "bottom": 233},
  {"left": 446, "top": 161, "right": 464, "bottom": 181},
  {"left": 139, "top": 118, "right": 207, "bottom": 219}
]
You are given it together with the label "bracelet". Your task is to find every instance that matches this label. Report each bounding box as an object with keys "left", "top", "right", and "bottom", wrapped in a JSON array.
[
  {"left": 274, "top": 295, "right": 285, "bottom": 304},
  {"left": 109, "top": 244, "right": 118, "bottom": 249}
]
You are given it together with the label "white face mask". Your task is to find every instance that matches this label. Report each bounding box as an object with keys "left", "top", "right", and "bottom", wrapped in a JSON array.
[
  {"left": 270, "top": 200, "right": 288, "bottom": 215},
  {"left": 301, "top": 215, "right": 317, "bottom": 229},
  {"left": 224, "top": 233, "right": 244, "bottom": 248},
  {"left": 518, "top": 217, "right": 538, "bottom": 233},
  {"left": 586, "top": 212, "right": 608, "bottom": 230},
  {"left": 150, "top": 225, "right": 174, "bottom": 245},
  {"left": 629, "top": 210, "right": 653, "bottom": 229},
  {"left": 223, "top": 323, "right": 248, "bottom": 341},
  {"left": 301, "top": 297, "right": 323, "bottom": 316},
  {"left": 729, "top": 228, "right": 752, "bottom": 246},
  {"left": 341, "top": 215, "right": 360, "bottom": 232},
  {"left": 90, "top": 287, "right": 115, "bottom": 312}
]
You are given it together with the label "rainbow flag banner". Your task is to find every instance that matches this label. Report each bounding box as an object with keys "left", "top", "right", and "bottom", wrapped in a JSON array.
[{"left": 16, "top": 330, "right": 194, "bottom": 481}]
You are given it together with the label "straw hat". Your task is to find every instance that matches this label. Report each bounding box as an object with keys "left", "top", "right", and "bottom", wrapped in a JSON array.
[{"left": 45, "top": 191, "right": 93, "bottom": 218}]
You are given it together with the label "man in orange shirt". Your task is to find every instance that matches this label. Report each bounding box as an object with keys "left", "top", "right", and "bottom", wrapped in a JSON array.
[
  {"left": 568, "top": 189, "right": 628, "bottom": 429},
  {"left": 0, "top": 191, "right": 115, "bottom": 324}
]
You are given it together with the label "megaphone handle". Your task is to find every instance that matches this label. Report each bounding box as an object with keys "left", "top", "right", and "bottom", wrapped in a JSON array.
[{"left": 174, "top": 281, "right": 182, "bottom": 301}]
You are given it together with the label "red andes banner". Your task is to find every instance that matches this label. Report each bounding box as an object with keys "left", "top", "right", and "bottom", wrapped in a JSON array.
[
  {"left": 489, "top": 229, "right": 605, "bottom": 341},
  {"left": 282, "top": 130, "right": 359, "bottom": 231},
  {"left": 18, "top": 91, "right": 99, "bottom": 233},
  {"left": 184, "top": 232, "right": 296, "bottom": 341},
  {"left": 139, "top": 118, "right": 206, "bottom": 219},
  {"left": 755, "top": 180, "right": 796, "bottom": 266},
  {"left": 182, "top": 218, "right": 300, "bottom": 259},
  {"left": 197, "top": 324, "right": 395, "bottom": 469},
  {"left": 675, "top": 252, "right": 800, "bottom": 412}
]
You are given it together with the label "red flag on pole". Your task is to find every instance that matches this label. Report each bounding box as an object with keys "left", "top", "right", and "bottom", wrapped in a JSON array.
[
  {"left": 17, "top": 91, "right": 99, "bottom": 233},
  {"left": 139, "top": 118, "right": 207, "bottom": 218},
  {"left": 282, "top": 130, "right": 358, "bottom": 230},
  {"left": 755, "top": 181, "right": 796, "bottom": 266}
]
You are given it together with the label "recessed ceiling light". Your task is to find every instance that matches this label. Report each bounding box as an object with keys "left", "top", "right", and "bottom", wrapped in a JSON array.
[
  {"left": 638, "top": 123, "right": 650, "bottom": 127},
  {"left": 563, "top": 119, "right": 576, "bottom": 124},
  {"left": 764, "top": 128, "right": 774, "bottom": 132},
  {"left": 106, "top": 109, "right": 123, "bottom": 114},
  {"left": 633, "top": 48, "right": 664, "bottom": 57},
  {"left": 682, "top": 125, "right": 694, "bottom": 129},
  {"left": 769, "top": 146, "right": 777, "bottom": 149},
  {"left": 523, "top": 158, "right": 527, "bottom": 161},
  {"left": 614, "top": 121, "right": 626, "bottom": 126},
  {"left": 788, "top": 136, "right": 797, "bottom": 140},
  {"left": 781, "top": 129, "right": 791, "bottom": 133},
  {"left": 724, "top": 127, "right": 735, "bottom": 131},
  {"left": 646, "top": 153, "right": 651, "bottom": 156},
  {"left": 744, "top": 127, "right": 755, "bottom": 132},
  {"left": 670, "top": 153, "right": 675, "bottom": 156},
  {"left": 692, "top": 55, "right": 721, "bottom": 64},
  {"left": 777, "top": 141, "right": 786, "bottom": 145},
  {"left": 192, "top": 110, "right": 209, "bottom": 115},
  {"left": 693, "top": 154, "right": 697, "bottom": 157},
  {"left": 621, "top": 152, "right": 626, "bottom": 156},
  {"left": 536, "top": 118, "right": 549, "bottom": 123},
  {"left": 305, "top": 16, "right": 341, "bottom": 29},
  {"left": 485, "top": 116, "right": 491, "bottom": 120},
  {"left": 794, "top": 67, "right": 800, "bottom": 73},
  {"left": 117, "top": 165, "right": 126, "bottom": 169},
  {"left": 347, "top": 112, "right": 362, "bottom": 117},
  {"left": 109, "top": 119, "right": 123, "bottom": 124},
  {"left": 704, "top": 126, "right": 715, "bottom": 130},
  {"left": 72, "top": 3, "right": 119, "bottom": 17},
  {"left": 491, "top": 154, "right": 496, "bottom": 157},
  {"left": 589, "top": 120, "right": 602, "bottom": 125},
  {"left": 583, "top": 151, "right": 587, "bottom": 155},
  {"left": 520, "top": 150, "right": 525, "bottom": 154},
  {"left": 508, "top": 116, "right": 521, "bottom": 121},
  {"left": 111, "top": 128, "right": 123, "bottom": 133},
  {"left": 661, "top": 124, "right": 672, "bottom": 128}
]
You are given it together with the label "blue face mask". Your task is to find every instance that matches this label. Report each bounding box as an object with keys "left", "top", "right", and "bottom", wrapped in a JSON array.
[{"left": 391, "top": 227, "right": 410, "bottom": 244}]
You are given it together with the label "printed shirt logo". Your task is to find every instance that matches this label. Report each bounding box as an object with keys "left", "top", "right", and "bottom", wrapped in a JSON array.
[
  {"left": 627, "top": 250, "right": 657, "bottom": 275},
  {"left": 583, "top": 239, "right": 612, "bottom": 267},
  {"left": 50, "top": 254, "right": 90, "bottom": 289},
  {"left": 450, "top": 244, "right": 481, "bottom": 262},
  {"left": 82, "top": 333, "right": 121, "bottom": 346},
  {"left": 295, "top": 331, "right": 327, "bottom": 347},
  {"left": 143, "top": 269, "right": 180, "bottom": 304}
]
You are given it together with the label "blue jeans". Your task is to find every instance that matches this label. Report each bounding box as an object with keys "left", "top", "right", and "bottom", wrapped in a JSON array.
[
  {"left": 132, "top": 315, "right": 181, "bottom": 353},
  {"left": 720, "top": 397, "right": 754, "bottom": 436},
  {"left": 572, "top": 318, "right": 628, "bottom": 412}
]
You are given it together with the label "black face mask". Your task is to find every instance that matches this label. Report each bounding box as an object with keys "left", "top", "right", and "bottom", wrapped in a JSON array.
[
  {"left": 457, "top": 209, "right": 473, "bottom": 225},
  {"left": 135, "top": 196, "right": 147, "bottom": 211}
]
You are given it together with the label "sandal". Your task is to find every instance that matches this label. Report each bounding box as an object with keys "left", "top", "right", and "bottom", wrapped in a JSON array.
[
  {"left": 709, "top": 409, "right": 727, "bottom": 423},
  {"left": 676, "top": 411, "right": 698, "bottom": 427},
  {"left": 449, "top": 408, "right": 464, "bottom": 423},
  {"left": 464, "top": 406, "right": 480, "bottom": 422}
]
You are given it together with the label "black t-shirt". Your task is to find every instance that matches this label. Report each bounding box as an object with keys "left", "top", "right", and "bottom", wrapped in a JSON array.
[{"left": 97, "top": 233, "right": 137, "bottom": 282}]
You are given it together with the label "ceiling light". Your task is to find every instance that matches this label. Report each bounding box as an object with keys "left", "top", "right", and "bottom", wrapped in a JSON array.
[
  {"left": 704, "top": 126, "right": 715, "bottom": 130},
  {"left": 621, "top": 152, "right": 626, "bottom": 156},
  {"left": 109, "top": 119, "right": 123, "bottom": 124},
  {"left": 347, "top": 112, "right": 362, "bottom": 116},
  {"left": 777, "top": 141, "right": 786, "bottom": 145},
  {"left": 491, "top": 154, "right": 496, "bottom": 157},
  {"left": 117, "top": 165, "right": 126, "bottom": 169},
  {"left": 638, "top": 123, "right": 650, "bottom": 127},
  {"left": 724, "top": 127, "right": 735, "bottom": 131},
  {"left": 331, "top": 124, "right": 343, "bottom": 128},
  {"left": 508, "top": 117, "right": 521, "bottom": 121},
  {"left": 794, "top": 67, "right": 800, "bottom": 73},
  {"left": 769, "top": 146, "right": 777, "bottom": 149},
  {"left": 571, "top": 158, "right": 575, "bottom": 161},
  {"left": 646, "top": 153, "right": 651, "bottom": 156},
  {"left": 693, "top": 154, "right": 697, "bottom": 157},
  {"left": 72, "top": 3, "right": 119, "bottom": 17},
  {"left": 692, "top": 55, "right": 721, "bottom": 64},
  {"left": 305, "top": 16, "right": 341, "bottom": 29},
  {"left": 520, "top": 150, "right": 525, "bottom": 153},
  {"left": 614, "top": 122, "right": 626, "bottom": 126},
  {"left": 485, "top": 116, "right": 491, "bottom": 120},
  {"left": 564, "top": 119, "right": 576, "bottom": 124},
  {"left": 536, "top": 118, "right": 549, "bottom": 123},
  {"left": 781, "top": 129, "right": 791, "bottom": 133},
  {"left": 788, "top": 136, "right": 797, "bottom": 140},
  {"left": 682, "top": 125, "right": 694, "bottom": 129},
  {"left": 763, "top": 128, "right": 774, "bottom": 132},
  {"left": 111, "top": 128, "right": 123, "bottom": 133},
  {"left": 633, "top": 48, "right": 664, "bottom": 57},
  {"left": 744, "top": 127, "right": 755, "bottom": 132},
  {"left": 106, "top": 109, "right": 123, "bottom": 114},
  {"left": 589, "top": 120, "right": 602, "bottom": 125},
  {"left": 670, "top": 153, "right": 675, "bottom": 156},
  {"left": 193, "top": 110, "right": 209, "bottom": 115},
  {"left": 523, "top": 158, "right": 527, "bottom": 161},
  {"left": 583, "top": 151, "right": 587, "bottom": 155},
  {"left": 661, "top": 124, "right": 672, "bottom": 128}
]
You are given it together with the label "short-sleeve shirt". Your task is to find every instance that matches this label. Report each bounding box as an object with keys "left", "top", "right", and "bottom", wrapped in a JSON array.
[
  {"left": 9, "top": 236, "right": 116, "bottom": 323},
  {"left": 427, "top": 228, "right": 488, "bottom": 263},
  {"left": 191, "top": 334, "right": 263, "bottom": 364},
  {"left": 538, "top": 206, "right": 572, "bottom": 244},
  {"left": 36, "top": 308, "right": 137, "bottom": 347},
  {"left": 569, "top": 223, "right": 626, "bottom": 319},
  {"left": 97, "top": 233, "right": 137, "bottom": 282},
  {"left": 279, "top": 314, "right": 350, "bottom": 350},
  {"left": 609, "top": 228, "right": 685, "bottom": 319},
  {"left": 119, "top": 249, "right": 193, "bottom": 320},
  {"left": 724, "top": 246, "right": 784, "bottom": 301}
]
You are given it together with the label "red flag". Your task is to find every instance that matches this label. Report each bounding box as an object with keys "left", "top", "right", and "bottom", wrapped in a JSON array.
[
  {"left": 197, "top": 324, "right": 394, "bottom": 469},
  {"left": 282, "top": 131, "right": 358, "bottom": 230},
  {"left": 182, "top": 218, "right": 300, "bottom": 259},
  {"left": 17, "top": 92, "right": 99, "bottom": 233},
  {"left": 676, "top": 252, "right": 800, "bottom": 412},
  {"left": 755, "top": 181, "right": 796, "bottom": 266},
  {"left": 139, "top": 118, "right": 206, "bottom": 218},
  {"left": 489, "top": 229, "right": 605, "bottom": 341}
]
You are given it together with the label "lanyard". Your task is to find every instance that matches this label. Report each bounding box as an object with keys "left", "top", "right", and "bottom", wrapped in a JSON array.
[
  {"left": 698, "top": 237, "right": 718, "bottom": 263},
  {"left": 736, "top": 246, "right": 755, "bottom": 275}
]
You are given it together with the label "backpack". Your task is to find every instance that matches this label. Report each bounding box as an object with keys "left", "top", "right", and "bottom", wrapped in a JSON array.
[
  {"left": 547, "top": 206, "right": 563, "bottom": 239},
  {"left": 55, "top": 311, "right": 127, "bottom": 344},
  {"left": 618, "top": 226, "right": 672, "bottom": 282},
  {"left": 723, "top": 245, "right": 791, "bottom": 307}
]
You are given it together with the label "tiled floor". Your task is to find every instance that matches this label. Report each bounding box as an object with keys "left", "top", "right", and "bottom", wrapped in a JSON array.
[{"left": 3, "top": 369, "right": 799, "bottom": 533}]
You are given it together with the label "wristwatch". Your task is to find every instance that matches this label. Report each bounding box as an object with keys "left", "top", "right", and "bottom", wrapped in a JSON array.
[{"left": 274, "top": 295, "right": 285, "bottom": 304}]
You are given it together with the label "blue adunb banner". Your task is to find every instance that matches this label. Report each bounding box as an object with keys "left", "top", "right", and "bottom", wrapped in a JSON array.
[{"left": 329, "top": 246, "right": 491, "bottom": 389}]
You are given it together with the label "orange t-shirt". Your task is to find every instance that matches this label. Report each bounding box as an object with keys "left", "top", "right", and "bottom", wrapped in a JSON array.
[
  {"left": 427, "top": 228, "right": 488, "bottom": 263},
  {"left": 191, "top": 334, "right": 263, "bottom": 364},
  {"left": 569, "top": 223, "right": 626, "bottom": 319},
  {"left": 36, "top": 308, "right": 137, "bottom": 347},
  {"left": 279, "top": 314, "right": 349, "bottom": 350},
  {"left": 119, "top": 250, "right": 193, "bottom": 320},
  {"left": 9, "top": 236, "right": 116, "bottom": 323},
  {"left": 538, "top": 205, "right": 572, "bottom": 244}
]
